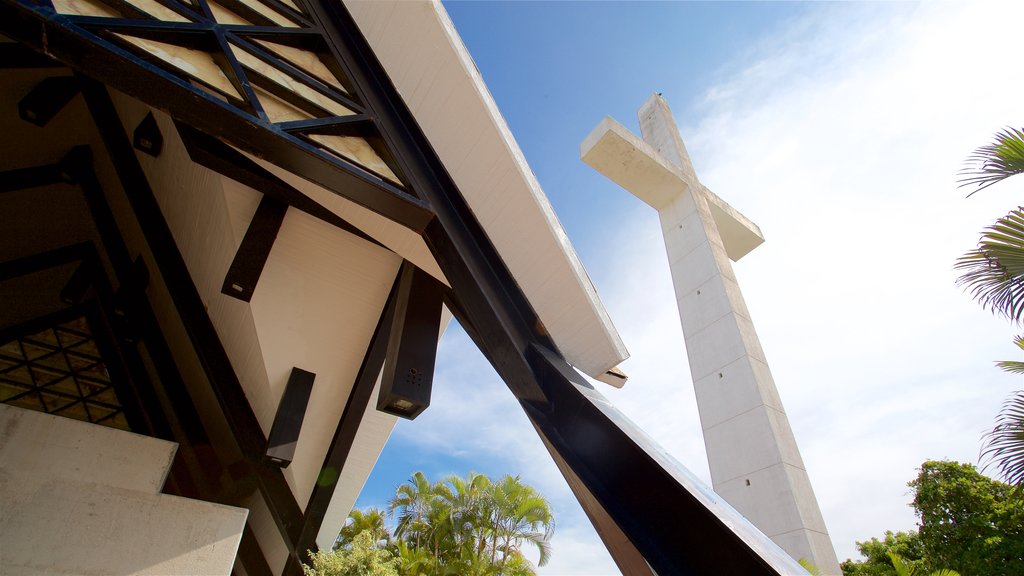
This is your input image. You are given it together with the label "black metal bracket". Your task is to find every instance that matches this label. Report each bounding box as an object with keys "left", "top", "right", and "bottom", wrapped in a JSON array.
[
  {"left": 132, "top": 112, "right": 163, "bottom": 157},
  {"left": 222, "top": 195, "right": 287, "bottom": 302},
  {"left": 18, "top": 75, "right": 80, "bottom": 127}
]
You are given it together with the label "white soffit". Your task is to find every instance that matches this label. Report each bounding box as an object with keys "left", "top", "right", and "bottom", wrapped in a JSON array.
[
  {"left": 345, "top": 0, "right": 629, "bottom": 379},
  {"left": 239, "top": 149, "right": 447, "bottom": 285}
]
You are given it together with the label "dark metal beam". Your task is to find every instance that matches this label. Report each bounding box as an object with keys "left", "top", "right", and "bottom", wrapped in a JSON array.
[
  {"left": 238, "top": 524, "right": 275, "bottom": 576},
  {"left": 0, "top": 242, "right": 93, "bottom": 283},
  {"left": 0, "top": 0, "right": 435, "bottom": 233},
  {"left": 221, "top": 195, "right": 287, "bottom": 302},
  {"left": 0, "top": 163, "right": 68, "bottom": 193},
  {"left": 282, "top": 266, "right": 401, "bottom": 576},
  {"left": 0, "top": 41, "right": 61, "bottom": 68},
  {"left": 58, "top": 147, "right": 216, "bottom": 479},
  {"left": 76, "top": 76, "right": 306, "bottom": 562},
  {"left": 309, "top": 4, "right": 804, "bottom": 575},
  {"left": 523, "top": 344, "right": 790, "bottom": 574},
  {"left": 175, "top": 122, "right": 384, "bottom": 250}
]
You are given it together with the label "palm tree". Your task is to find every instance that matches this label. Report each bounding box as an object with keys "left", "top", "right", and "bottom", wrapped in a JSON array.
[
  {"left": 389, "top": 472, "right": 437, "bottom": 549},
  {"left": 392, "top": 540, "right": 434, "bottom": 576},
  {"left": 980, "top": 387, "right": 1024, "bottom": 486},
  {"left": 439, "top": 472, "right": 492, "bottom": 559},
  {"left": 336, "top": 508, "right": 390, "bottom": 550},
  {"left": 954, "top": 208, "right": 1024, "bottom": 323},
  {"left": 956, "top": 127, "right": 1024, "bottom": 487},
  {"left": 887, "top": 551, "right": 960, "bottom": 576},
  {"left": 488, "top": 475, "right": 554, "bottom": 573},
  {"left": 958, "top": 127, "right": 1024, "bottom": 195},
  {"left": 384, "top": 472, "right": 554, "bottom": 575}
]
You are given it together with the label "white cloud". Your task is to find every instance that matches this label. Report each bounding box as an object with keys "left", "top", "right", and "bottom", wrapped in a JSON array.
[
  {"left": 380, "top": 2, "right": 1024, "bottom": 573},
  {"left": 586, "top": 0, "right": 1024, "bottom": 564}
]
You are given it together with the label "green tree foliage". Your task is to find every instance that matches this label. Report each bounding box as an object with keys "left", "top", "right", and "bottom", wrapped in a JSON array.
[
  {"left": 337, "top": 507, "right": 390, "bottom": 550},
  {"left": 959, "top": 127, "right": 1024, "bottom": 194},
  {"left": 842, "top": 461, "right": 1023, "bottom": 576},
  {"left": 304, "top": 531, "right": 400, "bottom": 576},
  {"left": 315, "top": 472, "right": 554, "bottom": 576},
  {"left": 910, "top": 461, "right": 1024, "bottom": 576},
  {"left": 955, "top": 127, "right": 1024, "bottom": 486},
  {"left": 981, "top": 389, "right": 1024, "bottom": 486},
  {"left": 886, "top": 551, "right": 960, "bottom": 576},
  {"left": 840, "top": 531, "right": 925, "bottom": 576}
]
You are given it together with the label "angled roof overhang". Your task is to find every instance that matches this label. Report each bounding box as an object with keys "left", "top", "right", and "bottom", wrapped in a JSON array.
[{"left": 345, "top": 0, "right": 629, "bottom": 382}]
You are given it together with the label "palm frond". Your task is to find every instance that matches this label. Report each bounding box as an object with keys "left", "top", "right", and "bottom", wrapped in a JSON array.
[
  {"left": 959, "top": 127, "right": 1024, "bottom": 195},
  {"left": 996, "top": 336, "right": 1024, "bottom": 374},
  {"left": 980, "top": 390, "right": 1024, "bottom": 486},
  {"left": 798, "top": 558, "right": 821, "bottom": 576},
  {"left": 887, "top": 550, "right": 914, "bottom": 576},
  {"left": 955, "top": 208, "right": 1024, "bottom": 323}
]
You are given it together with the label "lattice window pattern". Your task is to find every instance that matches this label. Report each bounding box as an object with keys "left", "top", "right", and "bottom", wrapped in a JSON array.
[
  {"left": 0, "top": 316, "right": 130, "bottom": 430},
  {"left": 41, "top": 0, "right": 409, "bottom": 189}
]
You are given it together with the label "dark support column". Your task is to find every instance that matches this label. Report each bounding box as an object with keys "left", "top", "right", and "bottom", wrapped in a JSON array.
[
  {"left": 310, "top": 4, "right": 804, "bottom": 574},
  {"left": 221, "top": 195, "right": 287, "bottom": 303},
  {"left": 77, "top": 76, "right": 306, "bottom": 565},
  {"left": 0, "top": 42, "right": 60, "bottom": 68},
  {"left": 61, "top": 146, "right": 226, "bottom": 494},
  {"left": 536, "top": 431, "right": 656, "bottom": 576},
  {"left": 282, "top": 269, "right": 402, "bottom": 576},
  {"left": 0, "top": 163, "right": 67, "bottom": 193}
]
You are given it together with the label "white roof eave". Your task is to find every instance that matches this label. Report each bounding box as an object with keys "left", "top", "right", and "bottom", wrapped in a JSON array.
[{"left": 344, "top": 0, "right": 628, "bottom": 380}]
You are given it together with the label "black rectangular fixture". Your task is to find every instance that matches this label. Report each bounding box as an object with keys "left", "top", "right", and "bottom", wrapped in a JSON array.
[
  {"left": 265, "top": 367, "right": 316, "bottom": 468},
  {"left": 377, "top": 262, "right": 443, "bottom": 420},
  {"left": 221, "top": 195, "right": 287, "bottom": 302}
]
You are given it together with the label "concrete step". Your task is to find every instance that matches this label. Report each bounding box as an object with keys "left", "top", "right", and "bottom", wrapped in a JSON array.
[
  {"left": 0, "top": 469, "right": 248, "bottom": 575},
  {"left": 0, "top": 404, "right": 247, "bottom": 575},
  {"left": 0, "top": 403, "right": 176, "bottom": 494}
]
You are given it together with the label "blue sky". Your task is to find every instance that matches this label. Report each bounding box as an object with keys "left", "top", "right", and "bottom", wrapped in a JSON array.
[{"left": 357, "top": 2, "right": 1024, "bottom": 574}]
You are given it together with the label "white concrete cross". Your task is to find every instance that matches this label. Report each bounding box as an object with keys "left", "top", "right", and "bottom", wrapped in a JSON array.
[{"left": 582, "top": 94, "right": 841, "bottom": 574}]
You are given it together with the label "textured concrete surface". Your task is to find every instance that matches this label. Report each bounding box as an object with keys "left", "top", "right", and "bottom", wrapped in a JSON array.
[
  {"left": 583, "top": 94, "right": 840, "bottom": 574},
  {"left": 0, "top": 405, "right": 246, "bottom": 575}
]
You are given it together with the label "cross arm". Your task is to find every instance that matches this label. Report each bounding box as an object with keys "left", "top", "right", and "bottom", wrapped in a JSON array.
[
  {"left": 582, "top": 116, "right": 687, "bottom": 211},
  {"left": 581, "top": 116, "right": 765, "bottom": 261},
  {"left": 702, "top": 185, "right": 764, "bottom": 261}
]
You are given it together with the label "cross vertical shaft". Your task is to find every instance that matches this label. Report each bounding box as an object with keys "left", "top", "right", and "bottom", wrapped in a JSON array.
[{"left": 583, "top": 93, "right": 841, "bottom": 574}]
